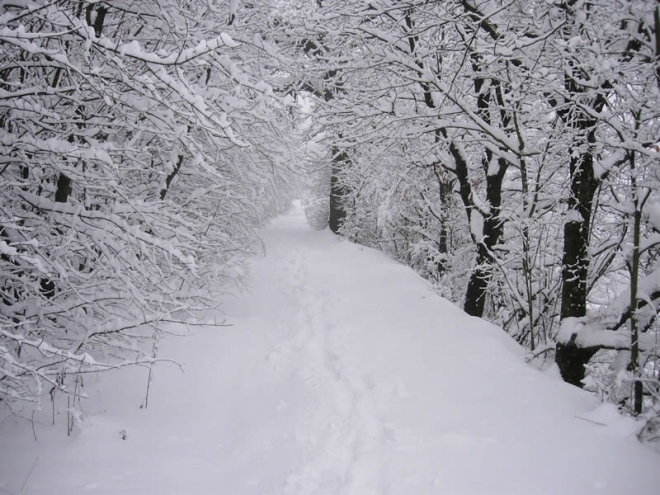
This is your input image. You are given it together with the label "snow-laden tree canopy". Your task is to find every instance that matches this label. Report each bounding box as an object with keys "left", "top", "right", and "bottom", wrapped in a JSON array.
[
  {"left": 287, "top": 0, "right": 660, "bottom": 423},
  {"left": 0, "top": 0, "right": 296, "bottom": 405}
]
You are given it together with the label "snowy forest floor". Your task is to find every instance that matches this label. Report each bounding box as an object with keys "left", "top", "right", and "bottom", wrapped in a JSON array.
[{"left": 1, "top": 202, "right": 659, "bottom": 495}]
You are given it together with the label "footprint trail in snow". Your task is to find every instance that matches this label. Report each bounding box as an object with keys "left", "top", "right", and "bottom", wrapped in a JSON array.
[{"left": 227, "top": 203, "right": 659, "bottom": 495}]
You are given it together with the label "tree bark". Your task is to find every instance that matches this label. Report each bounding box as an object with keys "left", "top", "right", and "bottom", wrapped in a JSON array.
[
  {"left": 160, "top": 155, "right": 184, "bottom": 201},
  {"left": 556, "top": 337, "right": 599, "bottom": 387},
  {"left": 55, "top": 173, "right": 71, "bottom": 203},
  {"left": 463, "top": 157, "right": 507, "bottom": 317},
  {"left": 435, "top": 167, "right": 451, "bottom": 276},
  {"left": 328, "top": 147, "right": 348, "bottom": 234},
  {"left": 555, "top": 92, "right": 603, "bottom": 386},
  {"left": 300, "top": 37, "right": 348, "bottom": 233},
  {"left": 553, "top": 0, "right": 608, "bottom": 387},
  {"left": 556, "top": 139, "right": 600, "bottom": 386}
]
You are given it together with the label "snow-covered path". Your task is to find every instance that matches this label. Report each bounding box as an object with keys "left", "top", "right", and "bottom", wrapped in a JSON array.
[{"left": 1, "top": 203, "right": 659, "bottom": 495}]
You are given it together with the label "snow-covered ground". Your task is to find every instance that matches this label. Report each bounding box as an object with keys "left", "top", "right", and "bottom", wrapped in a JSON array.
[{"left": 1, "top": 202, "right": 658, "bottom": 495}]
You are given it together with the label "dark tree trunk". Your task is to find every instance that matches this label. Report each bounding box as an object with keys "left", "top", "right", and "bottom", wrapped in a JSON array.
[
  {"left": 460, "top": 70, "right": 509, "bottom": 318},
  {"left": 555, "top": 86, "right": 604, "bottom": 386},
  {"left": 463, "top": 157, "right": 507, "bottom": 317},
  {"left": 55, "top": 173, "right": 71, "bottom": 203},
  {"left": 86, "top": 4, "right": 107, "bottom": 37},
  {"left": 160, "top": 155, "right": 184, "bottom": 201},
  {"left": 300, "top": 36, "right": 349, "bottom": 233},
  {"left": 447, "top": 140, "right": 491, "bottom": 318},
  {"left": 464, "top": 247, "right": 490, "bottom": 317},
  {"left": 556, "top": 339, "right": 599, "bottom": 387},
  {"left": 328, "top": 147, "right": 348, "bottom": 234},
  {"left": 556, "top": 151, "right": 600, "bottom": 385},
  {"left": 436, "top": 170, "right": 451, "bottom": 276},
  {"left": 553, "top": 0, "right": 611, "bottom": 386},
  {"left": 560, "top": 134, "right": 599, "bottom": 319}
]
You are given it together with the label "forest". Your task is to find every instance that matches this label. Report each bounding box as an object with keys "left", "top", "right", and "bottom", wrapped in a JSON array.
[{"left": 1, "top": 0, "right": 659, "bottom": 445}]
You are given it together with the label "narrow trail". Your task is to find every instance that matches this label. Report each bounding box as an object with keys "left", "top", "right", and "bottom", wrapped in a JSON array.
[
  {"left": 1, "top": 202, "right": 658, "bottom": 495},
  {"left": 224, "top": 204, "right": 659, "bottom": 495},
  {"left": 230, "top": 208, "right": 390, "bottom": 495},
  {"left": 266, "top": 230, "right": 388, "bottom": 495}
]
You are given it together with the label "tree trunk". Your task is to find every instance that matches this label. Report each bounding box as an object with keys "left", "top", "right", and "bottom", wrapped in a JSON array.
[
  {"left": 556, "top": 127, "right": 601, "bottom": 386},
  {"left": 436, "top": 169, "right": 451, "bottom": 276},
  {"left": 160, "top": 155, "right": 184, "bottom": 201},
  {"left": 328, "top": 146, "right": 348, "bottom": 234},
  {"left": 629, "top": 165, "right": 644, "bottom": 415},
  {"left": 463, "top": 157, "right": 507, "bottom": 317},
  {"left": 554, "top": 0, "right": 608, "bottom": 386},
  {"left": 555, "top": 338, "right": 599, "bottom": 387},
  {"left": 560, "top": 145, "right": 597, "bottom": 318},
  {"left": 55, "top": 173, "right": 71, "bottom": 203}
]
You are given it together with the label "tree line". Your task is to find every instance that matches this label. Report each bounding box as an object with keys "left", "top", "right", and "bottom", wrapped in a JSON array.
[
  {"left": 1, "top": 0, "right": 659, "bottom": 443},
  {"left": 291, "top": 0, "right": 660, "bottom": 438},
  {"left": 0, "top": 0, "right": 294, "bottom": 421}
]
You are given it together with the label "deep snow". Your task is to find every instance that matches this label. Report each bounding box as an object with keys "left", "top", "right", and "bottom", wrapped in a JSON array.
[{"left": 1, "top": 202, "right": 658, "bottom": 495}]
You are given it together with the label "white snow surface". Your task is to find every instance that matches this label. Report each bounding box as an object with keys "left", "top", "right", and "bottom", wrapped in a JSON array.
[{"left": 1, "top": 202, "right": 658, "bottom": 495}]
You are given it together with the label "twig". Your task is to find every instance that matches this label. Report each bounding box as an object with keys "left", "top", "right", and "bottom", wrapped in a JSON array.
[
  {"left": 574, "top": 415, "right": 607, "bottom": 427},
  {"left": 30, "top": 411, "right": 37, "bottom": 442},
  {"left": 20, "top": 457, "right": 39, "bottom": 492},
  {"left": 524, "top": 343, "right": 556, "bottom": 362}
]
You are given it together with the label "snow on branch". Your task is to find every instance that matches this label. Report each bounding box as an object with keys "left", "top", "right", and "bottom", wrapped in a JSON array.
[
  {"left": 557, "top": 317, "right": 658, "bottom": 352},
  {"left": 94, "top": 34, "right": 240, "bottom": 66}
]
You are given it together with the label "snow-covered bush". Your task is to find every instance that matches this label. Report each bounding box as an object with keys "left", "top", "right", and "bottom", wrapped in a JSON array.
[{"left": 0, "top": 0, "right": 292, "bottom": 407}]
